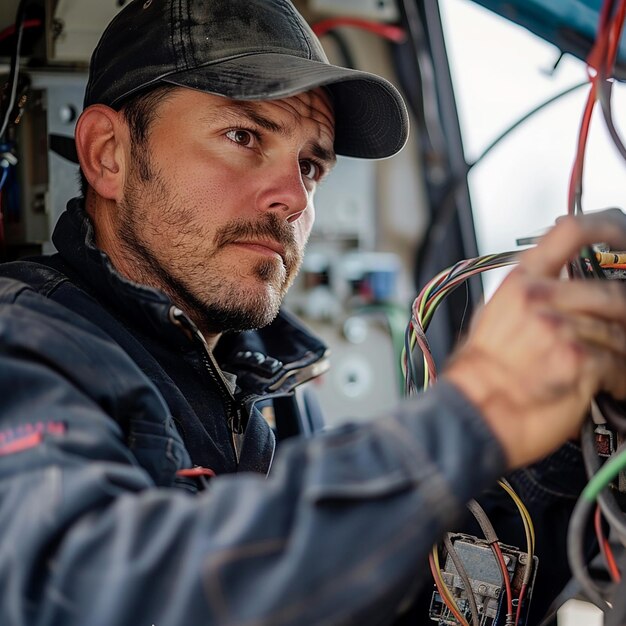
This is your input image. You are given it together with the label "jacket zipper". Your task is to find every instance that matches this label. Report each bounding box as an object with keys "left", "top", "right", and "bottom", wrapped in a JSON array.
[{"left": 168, "top": 306, "right": 243, "bottom": 463}]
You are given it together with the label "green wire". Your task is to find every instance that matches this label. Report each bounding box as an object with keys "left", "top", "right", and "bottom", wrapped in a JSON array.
[
  {"left": 418, "top": 269, "right": 447, "bottom": 319},
  {"left": 582, "top": 447, "right": 626, "bottom": 501}
]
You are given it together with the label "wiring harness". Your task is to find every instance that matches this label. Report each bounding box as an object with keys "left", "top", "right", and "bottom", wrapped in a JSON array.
[
  {"left": 405, "top": 251, "right": 537, "bottom": 626},
  {"left": 410, "top": 0, "right": 626, "bottom": 621}
]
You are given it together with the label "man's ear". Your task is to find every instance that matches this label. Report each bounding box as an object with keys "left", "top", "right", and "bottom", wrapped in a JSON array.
[{"left": 75, "top": 104, "right": 128, "bottom": 201}]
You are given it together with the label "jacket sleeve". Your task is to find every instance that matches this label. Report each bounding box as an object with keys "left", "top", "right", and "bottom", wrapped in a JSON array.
[{"left": 0, "top": 282, "right": 506, "bottom": 626}]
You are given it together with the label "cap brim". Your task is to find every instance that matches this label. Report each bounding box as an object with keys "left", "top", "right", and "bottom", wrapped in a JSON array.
[{"left": 161, "top": 53, "right": 409, "bottom": 159}]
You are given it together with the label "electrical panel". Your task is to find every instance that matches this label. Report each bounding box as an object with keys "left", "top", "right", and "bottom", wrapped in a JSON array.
[
  {"left": 429, "top": 534, "right": 538, "bottom": 626},
  {"left": 2, "top": 84, "right": 49, "bottom": 252},
  {"left": 1, "top": 71, "right": 83, "bottom": 258}
]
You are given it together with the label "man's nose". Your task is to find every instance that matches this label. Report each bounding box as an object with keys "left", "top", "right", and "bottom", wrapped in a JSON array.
[{"left": 257, "top": 161, "right": 310, "bottom": 222}]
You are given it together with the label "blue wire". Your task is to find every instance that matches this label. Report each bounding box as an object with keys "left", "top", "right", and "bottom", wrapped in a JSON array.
[{"left": 0, "top": 167, "right": 8, "bottom": 191}]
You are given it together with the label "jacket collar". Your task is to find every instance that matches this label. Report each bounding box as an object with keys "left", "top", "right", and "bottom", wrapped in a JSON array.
[{"left": 52, "top": 198, "right": 329, "bottom": 394}]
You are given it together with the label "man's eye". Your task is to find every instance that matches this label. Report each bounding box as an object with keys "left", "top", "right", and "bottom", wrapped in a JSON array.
[
  {"left": 300, "top": 160, "right": 320, "bottom": 181},
  {"left": 226, "top": 129, "right": 257, "bottom": 147}
]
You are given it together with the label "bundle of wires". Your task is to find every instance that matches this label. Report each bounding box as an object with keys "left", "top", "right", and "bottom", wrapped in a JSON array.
[
  {"left": 404, "top": 252, "right": 538, "bottom": 624},
  {"left": 568, "top": 0, "right": 626, "bottom": 220},
  {"left": 568, "top": 419, "right": 626, "bottom": 610},
  {"left": 402, "top": 250, "right": 519, "bottom": 395},
  {"left": 408, "top": 245, "right": 626, "bottom": 621},
  {"left": 413, "top": 0, "right": 626, "bottom": 618},
  {"left": 562, "top": 0, "right": 626, "bottom": 614}
]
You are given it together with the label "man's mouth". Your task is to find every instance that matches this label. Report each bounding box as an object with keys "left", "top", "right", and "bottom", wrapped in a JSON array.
[{"left": 231, "top": 240, "right": 287, "bottom": 262}]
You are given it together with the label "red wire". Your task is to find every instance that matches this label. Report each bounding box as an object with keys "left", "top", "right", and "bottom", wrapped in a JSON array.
[
  {"left": 0, "top": 19, "right": 42, "bottom": 44},
  {"left": 604, "top": 538, "right": 621, "bottom": 583},
  {"left": 586, "top": 0, "right": 614, "bottom": 73},
  {"left": 312, "top": 17, "right": 406, "bottom": 43},
  {"left": 492, "top": 543, "right": 514, "bottom": 618},
  {"left": 607, "top": 0, "right": 626, "bottom": 68},
  {"left": 515, "top": 583, "right": 527, "bottom": 626},
  {"left": 568, "top": 0, "right": 615, "bottom": 214},
  {"left": 594, "top": 505, "right": 621, "bottom": 582},
  {"left": 567, "top": 84, "right": 596, "bottom": 215},
  {"left": 569, "top": 0, "right": 626, "bottom": 215}
]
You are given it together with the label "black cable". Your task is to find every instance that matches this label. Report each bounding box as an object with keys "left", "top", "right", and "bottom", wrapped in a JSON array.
[
  {"left": 404, "top": 320, "right": 417, "bottom": 394},
  {"left": 535, "top": 577, "right": 583, "bottom": 626},
  {"left": 468, "top": 81, "right": 589, "bottom": 170},
  {"left": 597, "top": 392, "right": 626, "bottom": 433},
  {"left": 395, "top": 0, "right": 449, "bottom": 163},
  {"left": 0, "top": 0, "right": 30, "bottom": 142},
  {"left": 597, "top": 77, "right": 626, "bottom": 163},
  {"left": 567, "top": 490, "right": 612, "bottom": 609},
  {"left": 414, "top": 81, "right": 589, "bottom": 280},
  {"left": 568, "top": 428, "right": 626, "bottom": 611}
]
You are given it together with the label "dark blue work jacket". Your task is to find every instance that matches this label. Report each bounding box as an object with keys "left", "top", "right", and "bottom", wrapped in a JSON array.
[
  {"left": 1, "top": 198, "right": 332, "bottom": 481},
  {"left": 0, "top": 198, "right": 588, "bottom": 626}
]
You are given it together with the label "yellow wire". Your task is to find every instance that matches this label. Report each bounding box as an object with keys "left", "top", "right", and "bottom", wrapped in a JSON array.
[
  {"left": 498, "top": 479, "right": 535, "bottom": 590},
  {"left": 498, "top": 479, "right": 535, "bottom": 558},
  {"left": 431, "top": 545, "right": 471, "bottom": 626}
]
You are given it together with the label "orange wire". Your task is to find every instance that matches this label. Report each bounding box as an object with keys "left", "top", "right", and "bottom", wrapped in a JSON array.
[{"left": 428, "top": 552, "right": 470, "bottom": 626}]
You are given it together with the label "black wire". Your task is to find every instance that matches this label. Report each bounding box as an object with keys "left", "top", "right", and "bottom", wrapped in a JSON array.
[
  {"left": 596, "top": 393, "right": 626, "bottom": 440},
  {"left": 597, "top": 77, "right": 626, "bottom": 162},
  {"left": 576, "top": 246, "right": 606, "bottom": 280},
  {"left": 568, "top": 429, "right": 626, "bottom": 610},
  {"left": 0, "top": 0, "right": 29, "bottom": 142},
  {"left": 414, "top": 82, "right": 588, "bottom": 280},
  {"left": 404, "top": 320, "right": 418, "bottom": 394},
  {"left": 567, "top": 490, "right": 612, "bottom": 609},
  {"left": 535, "top": 577, "right": 583, "bottom": 626},
  {"left": 594, "top": 1, "right": 626, "bottom": 164},
  {"left": 467, "top": 81, "right": 589, "bottom": 170},
  {"left": 395, "top": 0, "right": 449, "bottom": 162}
]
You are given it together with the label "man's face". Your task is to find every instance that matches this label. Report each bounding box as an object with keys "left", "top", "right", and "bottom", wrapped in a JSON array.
[{"left": 116, "top": 87, "right": 336, "bottom": 335}]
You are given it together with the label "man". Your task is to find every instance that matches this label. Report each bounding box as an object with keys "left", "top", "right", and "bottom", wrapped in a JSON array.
[{"left": 0, "top": 0, "right": 626, "bottom": 624}]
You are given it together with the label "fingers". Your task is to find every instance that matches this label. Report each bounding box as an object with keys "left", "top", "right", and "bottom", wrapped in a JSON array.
[
  {"left": 568, "top": 314, "right": 626, "bottom": 356},
  {"left": 519, "top": 209, "right": 626, "bottom": 278},
  {"left": 444, "top": 209, "right": 626, "bottom": 468},
  {"left": 581, "top": 339, "right": 626, "bottom": 400},
  {"left": 537, "top": 309, "right": 626, "bottom": 396},
  {"left": 522, "top": 276, "right": 626, "bottom": 325}
]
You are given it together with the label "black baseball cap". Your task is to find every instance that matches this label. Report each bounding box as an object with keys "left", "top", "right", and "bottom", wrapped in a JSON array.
[{"left": 83, "top": 0, "right": 409, "bottom": 159}]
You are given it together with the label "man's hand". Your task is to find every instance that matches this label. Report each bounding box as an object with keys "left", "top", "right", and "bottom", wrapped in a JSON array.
[{"left": 444, "top": 209, "right": 626, "bottom": 469}]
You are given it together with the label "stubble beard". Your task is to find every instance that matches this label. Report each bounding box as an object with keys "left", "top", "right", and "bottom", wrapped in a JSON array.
[{"left": 116, "top": 169, "right": 304, "bottom": 334}]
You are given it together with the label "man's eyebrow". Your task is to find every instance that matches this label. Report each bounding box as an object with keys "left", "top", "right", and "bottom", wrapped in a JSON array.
[
  {"left": 234, "top": 103, "right": 286, "bottom": 134},
  {"left": 215, "top": 102, "right": 337, "bottom": 165},
  {"left": 310, "top": 143, "right": 337, "bottom": 166}
]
